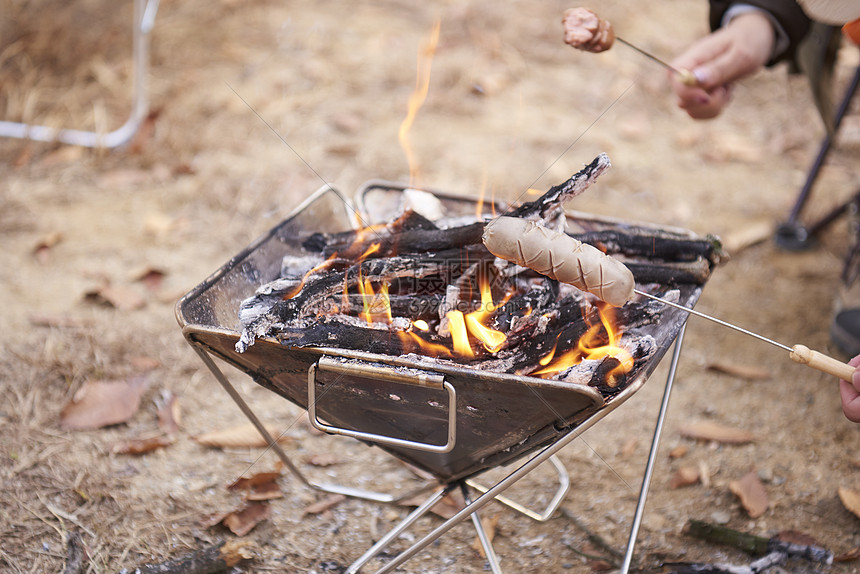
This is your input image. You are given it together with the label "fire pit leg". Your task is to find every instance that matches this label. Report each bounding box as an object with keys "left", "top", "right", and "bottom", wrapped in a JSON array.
[
  {"left": 465, "top": 454, "right": 569, "bottom": 522},
  {"left": 620, "top": 322, "right": 687, "bottom": 574},
  {"left": 371, "top": 399, "right": 617, "bottom": 573},
  {"left": 345, "top": 486, "right": 453, "bottom": 574},
  {"left": 192, "top": 346, "right": 435, "bottom": 503},
  {"left": 462, "top": 483, "right": 504, "bottom": 574}
]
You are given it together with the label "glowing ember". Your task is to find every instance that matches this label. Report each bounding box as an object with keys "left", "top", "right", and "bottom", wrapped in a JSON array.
[
  {"left": 400, "top": 330, "right": 453, "bottom": 358},
  {"left": 283, "top": 256, "right": 341, "bottom": 300},
  {"left": 465, "top": 315, "right": 506, "bottom": 353},
  {"left": 533, "top": 304, "right": 633, "bottom": 382}
]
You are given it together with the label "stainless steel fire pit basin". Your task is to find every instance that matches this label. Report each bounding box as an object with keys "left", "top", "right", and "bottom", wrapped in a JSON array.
[{"left": 176, "top": 180, "right": 712, "bottom": 483}]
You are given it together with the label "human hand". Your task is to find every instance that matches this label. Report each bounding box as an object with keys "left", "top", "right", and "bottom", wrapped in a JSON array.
[
  {"left": 669, "top": 11, "right": 775, "bottom": 119},
  {"left": 840, "top": 355, "right": 860, "bottom": 423}
]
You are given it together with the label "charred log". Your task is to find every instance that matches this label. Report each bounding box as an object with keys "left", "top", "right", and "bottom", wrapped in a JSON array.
[
  {"left": 506, "top": 153, "right": 611, "bottom": 229},
  {"left": 574, "top": 229, "right": 724, "bottom": 264}
]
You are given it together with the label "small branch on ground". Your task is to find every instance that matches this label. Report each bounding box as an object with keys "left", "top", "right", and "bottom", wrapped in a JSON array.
[
  {"left": 62, "top": 531, "right": 87, "bottom": 574},
  {"left": 122, "top": 539, "right": 256, "bottom": 574}
]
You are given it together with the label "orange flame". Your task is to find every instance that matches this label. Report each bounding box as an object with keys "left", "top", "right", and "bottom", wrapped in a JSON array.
[
  {"left": 399, "top": 19, "right": 440, "bottom": 186},
  {"left": 445, "top": 310, "right": 473, "bottom": 357},
  {"left": 359, "top": 279, "right": 393, "bottom": 325},
  {"left": 400, "top": 329, "right": 453, "bottom": 358},
  {"left": 533, "top": 304, "right": 633, "bottom": 382},
  {"left": 283, "top": 255, "right": 341, "bottom": 300},
  {"left": 462, "top": 272, "right": 508, "bottom": 352}
]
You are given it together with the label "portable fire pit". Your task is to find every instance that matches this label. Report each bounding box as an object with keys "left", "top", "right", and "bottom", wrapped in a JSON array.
[{"left": 176, "top": 156, "right": 721, "bottom": 573}]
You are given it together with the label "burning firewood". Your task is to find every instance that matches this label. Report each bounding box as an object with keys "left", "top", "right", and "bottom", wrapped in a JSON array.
[{"left": 235, "top": 154, "right": 718, "bottom": 396}]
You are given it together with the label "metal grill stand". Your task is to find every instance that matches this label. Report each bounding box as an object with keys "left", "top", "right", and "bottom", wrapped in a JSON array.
[
  {"left": 187, "top": 324, "right": 688, "bottom": 573},
  {"left": 177, "top": 181, "right": 713, "bottom": 572}
]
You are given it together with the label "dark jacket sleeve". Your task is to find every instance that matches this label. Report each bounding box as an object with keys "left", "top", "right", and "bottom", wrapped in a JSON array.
[{"left": 708, "top": 1, "right": 811, "bottom": 65}]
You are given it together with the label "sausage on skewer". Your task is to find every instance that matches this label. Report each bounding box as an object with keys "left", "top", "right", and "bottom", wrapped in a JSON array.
[
  {"left": 482, "top": 216, "right": 635, "bottom": 307},
  {"left": 562, "top": 7, "right": 615, "bottom": 53},
  {"left": 563, "top": 7, "right": 698, "bottom": 86}
]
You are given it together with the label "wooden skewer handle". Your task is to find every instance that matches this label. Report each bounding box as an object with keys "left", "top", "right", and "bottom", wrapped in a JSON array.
[{"left": 790, "top": 344, "right": 856, "bottom": 381}]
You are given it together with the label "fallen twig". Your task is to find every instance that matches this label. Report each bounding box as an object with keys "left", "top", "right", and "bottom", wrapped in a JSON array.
[
  {"left": 121, "top": 539, "right": 255, "bottom": 574},
  {"left": 62, "top": 531, "right": 87, "bottom": 574},
  {"left": 560, "top": 508, "right": 624, "bottom": 566},
  {"left": 672, "top": 520, "right": 834, "bottom": 574}
]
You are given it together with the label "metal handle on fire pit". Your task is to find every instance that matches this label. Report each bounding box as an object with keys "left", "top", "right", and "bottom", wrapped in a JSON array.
[{"left": 307, "top": 357, "right": 457, "bottom": 454}]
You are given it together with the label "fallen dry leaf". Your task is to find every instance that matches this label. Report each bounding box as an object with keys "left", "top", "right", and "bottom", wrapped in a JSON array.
[
  {"left": 729, "top": 470, "right": 769, "bottom": 518},
  {"left": 130, "top": 265, "right": 167, "bottom": 292},
  {"left": 222, "top": 502, "right": 271, "bottom": 536},
  {"left": 670, "top": 466, "right": 700, "bottom": 488},
  {"left": 229, "top": 471, "right": 282, "bottom": 492},
  {"left": 399, "top": 490, "right": 466, "bottom": 519},
  {"left": 32, "top": 231, "right": 62, "bottom": 263},
  {"left": 244, "top": 481, "right": 283, "bottom": 501},
  {"left": 706, "top": 361, "right": 771, "bottom": 381},
  {"left": 678, "top": 421, "right": 755, "bottom": 444},
  {"left": 303, "top": 494, "right": 346, "bottom": 515},
  {"left": 668, "top": 445, "right": 688, "bottom": 459},
  {"left": 587, "top": 559, "right": 614, "bottom": 572},
  {"left": 193, "top": 423, "right": 291, "bottom": 449},
  {"left": 228, "top": 470, "right": 284, "bottom": 501},
  {"left": 110, "top": 433, "right": 175, "bottom": 455},
  {"left": 835, "top": 547, "right": 860, "bottom": 562},
  {"left": 619, "top": 436, "right": 638, "bottom": 458},
  {"left": 83, "top": 283, "right": 146, "bottom": 311},
  {"left": 307, "top": 453, "right": 340, "bottom": 467},
  {"left": 60, "top": 376, "right": 150, "bottom": 430},
  {"left": 471, "top": 514, "right": 500, "bottom": 558},
  {"left": 128, "top": 109, "right": 160, "bottom": 154},
  {"left": 155, "top": 389, "right": 181, "bottom": 435},
  {"left": 839, "top": 486, "right": 860, "bottom": 520}
]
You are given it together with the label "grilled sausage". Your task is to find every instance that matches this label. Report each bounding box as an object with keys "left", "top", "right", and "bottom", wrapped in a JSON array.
[
  {"left": 562, "top": 7, "right": 615, "bottom": 53},
  {"left": 482, "top": 216, "right": 634, "bottom": 306}
]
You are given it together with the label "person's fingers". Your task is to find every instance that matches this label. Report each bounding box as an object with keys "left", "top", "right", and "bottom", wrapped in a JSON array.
[
  {"left": 840, "top": 379, "right": 860, "bottom": 423},
  {"left": 689, "top": 43, "right": 765, "bottom": 90},
  {"left": 848, "top": 355, "right": 860, "bottom": 392},
  {"left": 676, "top": 85, "right": 732, "bottom": 120},
  {"left": 670, "top": 27, "right": 733, "bottom": 70}
]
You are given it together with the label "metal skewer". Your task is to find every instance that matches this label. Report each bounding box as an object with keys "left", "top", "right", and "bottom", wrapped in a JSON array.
[
  {"left": 633, "top": 289, "right": 857, "bottom": 381},
  {"left": 615, "top": 36, "right": 698, "bottom": 86}
]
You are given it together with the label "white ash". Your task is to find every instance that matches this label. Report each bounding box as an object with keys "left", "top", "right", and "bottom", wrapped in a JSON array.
[
  {"left": 401, "top": 188, "right": 445, "bottom": 222},
  {"left": 557, "top": 358, "right": 605, "bottom": 385},
  {"left": 235, "top": 276, "right": 304, "bottom": 352},
  {"left": 659, "top": 288, "right": 681, "bottom": 303},
  {"left": 436, "top": 285, "right": 461, "bottom": 336},
  {"left": 252, "top": 277, "right": 302, "bottom": 297},
  {"left": 235, "top": 313, "right": 285, "bottom": 353},
  {"left": 280, "top": 254, "right": 324, "bottom": 277}
]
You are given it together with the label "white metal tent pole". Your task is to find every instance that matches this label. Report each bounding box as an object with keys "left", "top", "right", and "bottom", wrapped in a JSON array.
[{"left": 0, "top": 0, "right": 159, "bottom": 148}]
